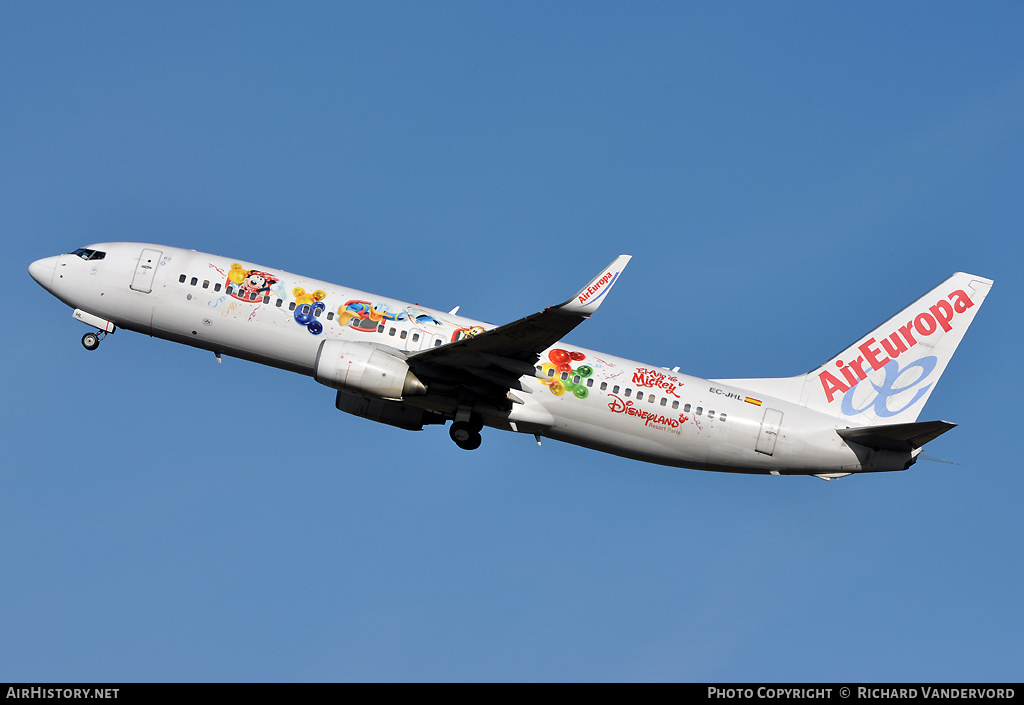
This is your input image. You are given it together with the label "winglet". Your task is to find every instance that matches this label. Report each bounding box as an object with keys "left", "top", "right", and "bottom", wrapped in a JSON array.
[{"left": 558, "top": 255, "right": 631, "bottom": 317}]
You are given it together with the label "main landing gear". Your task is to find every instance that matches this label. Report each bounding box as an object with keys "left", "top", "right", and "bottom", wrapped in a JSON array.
[
  {"left": 449, "top": 418, "right": 483, "bottom": 451},
  {"left": 81, "top": 330, "right": 109, "bottom": 351}
]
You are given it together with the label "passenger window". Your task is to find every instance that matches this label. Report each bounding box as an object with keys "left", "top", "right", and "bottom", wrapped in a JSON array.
[
  {"left": 378, "top": 324, "right": 385, "bottom": 333},
  {"left": 613, "top": 385, "right": 620, "bottom": 394},
  {"left": 660, "top": 398, "right": 667, "bottom": 406},
  {"left": 625, "top": 389, "right": 631, "bottom": 398},
  {"left": 263, "top": 296, "right": 271, "bottom": 304},
  {"left": 695, "top": 407, "right": 703, "bottom": 416},
  {"left": 289, "top": 302, "right": 296, "bottom": 311},
  {"left": 636, "top": 392, "right": 643, "bottom": 401},
  {"left": 179, "top": 274, "right": 186, "bottom": 283},
  {"left": 412, "top": 333, "right": 420, "bottom": 342},
  {"left": 684, "top": 403, "right": 691, "bottom": 413},
  {"left": 190, "top": 277, "right": 197, "bottom": 286},
  {"left": 434, "top": 339, "right": 442, "bottom": 347},
  {"left": 586, "top": 378, "right": 594, "bottom": 387},
  {"left": 672, "top": 400, "right": 679, "bottom": 410},
  {"left": 720, "top": 413, "right": 727, "bottom": 422},
  {"left": 600, "top": 382, "right": 608, "bottom": 391},
  {"left": 214, "top": 283, "right": 221, "bottom": 292},
  {"left": 327, "top": 311, "right": 334, "bottom": 320},
  {"left": 708, "top": 411, "right": 715, "bottom": 419},
  {"left": 561, "top": 372, "right": 568, "bottom": 381},
  {"left": 548, "top": 369, "right": 555, "bottom": 378},
  {"left": 225, "top": 285, "right": 233, "bottom": 295},
  {"left": 400, "top": 330, "right": 407, "bottom": 339},
  {"left": 276, "top": 299, "right": 283, "bottom": 308},
  {"left": 202, "top": 280, "right": 210, "bottom": 289},
  {"left": 573, "top": 375, "right": 581, "bottom": 385},
  {"left": 388, "top": 327, "right": 396, "bottom": 336},
  {"left": 249, "top": 292, "right": 258, "bottom": 301}
]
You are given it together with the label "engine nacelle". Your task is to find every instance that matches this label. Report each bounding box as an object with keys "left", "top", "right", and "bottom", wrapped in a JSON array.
[{"left": 314, "top": 339, "right": 426, "bottom": 400}]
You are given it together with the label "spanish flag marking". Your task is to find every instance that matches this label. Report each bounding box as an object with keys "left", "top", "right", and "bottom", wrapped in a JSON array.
[{"left": 744, "top": 397, "right": 762, "bottom": 406}]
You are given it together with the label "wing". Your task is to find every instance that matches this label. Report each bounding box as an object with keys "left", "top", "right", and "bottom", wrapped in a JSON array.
[{"left": 406, "top": 255, "right": 631, "bottom": 406}]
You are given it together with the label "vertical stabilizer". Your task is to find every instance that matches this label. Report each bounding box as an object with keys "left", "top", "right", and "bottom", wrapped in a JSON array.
[{"left": 714, "top": 272, "right": 993, "bottom": 426}]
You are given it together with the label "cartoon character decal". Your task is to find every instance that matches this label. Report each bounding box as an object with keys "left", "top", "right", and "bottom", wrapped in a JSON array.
[
  {"left": 452, "top": 326, "right": 485, "bottom": 342},
  {"left": 227, "top": 264, "right": 279, "bottom": 302},
  {"left": 538, "top": 349, "right": 592, "bottom": 399},
  {"left": 404, "top": 307, "right": 443, "bottom": 328},
  {"left": 336, "top": 301, "right": 386, "bottom": 332},
  {"left": 335, "top": 300, "right": 445, "bottom": 333}
]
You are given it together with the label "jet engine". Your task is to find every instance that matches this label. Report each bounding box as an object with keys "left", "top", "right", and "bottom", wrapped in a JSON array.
[{"left": 314, "top": 339, "right": 427, "bottom": 400}]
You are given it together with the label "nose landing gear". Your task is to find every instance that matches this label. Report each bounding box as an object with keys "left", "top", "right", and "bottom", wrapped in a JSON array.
[{"left": 81, "top": 330, "right": 110, "bottom": 350}]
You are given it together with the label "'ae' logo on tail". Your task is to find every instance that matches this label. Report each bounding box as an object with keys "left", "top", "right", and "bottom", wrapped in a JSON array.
[{"left": 841, "top": 356, "right": 937, "bottom": 418}]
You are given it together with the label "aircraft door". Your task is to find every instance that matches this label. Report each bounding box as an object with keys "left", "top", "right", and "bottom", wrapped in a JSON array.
[
  {"left": 755, "top": 408, "right": 784, "bottom": 456},
  {"left": 130, "top": 248, "right": 163, "bottom": 293},
  {"left": 408, "top": 328, "right": 427, "bottom": 350},
  {"left": 408, "top": 328, "right": 446, "bottom": 351}
]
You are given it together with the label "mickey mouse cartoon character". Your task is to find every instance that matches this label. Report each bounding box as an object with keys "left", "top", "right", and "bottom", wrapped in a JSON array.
[{"left": 227, "top": 264, "right": 279, "bottom": 302}]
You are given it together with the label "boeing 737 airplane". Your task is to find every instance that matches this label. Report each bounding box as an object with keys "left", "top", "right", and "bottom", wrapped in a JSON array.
[{"left": 29, "top": 243, "right": 992, "bottom": 479}]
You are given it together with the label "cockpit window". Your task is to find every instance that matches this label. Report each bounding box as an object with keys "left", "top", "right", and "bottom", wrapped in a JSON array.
[{"left": 70, "top": 248, "right": 106, "bottom": 261}]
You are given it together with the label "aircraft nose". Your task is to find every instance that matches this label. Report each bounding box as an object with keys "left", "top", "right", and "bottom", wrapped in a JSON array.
[{"left": 29, "top": 255, "right": 58, "bottom": 289}]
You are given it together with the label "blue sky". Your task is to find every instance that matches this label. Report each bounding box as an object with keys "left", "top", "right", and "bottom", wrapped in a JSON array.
[{"left": 3, "top": 2, "right": 1022, "bottom": 682}]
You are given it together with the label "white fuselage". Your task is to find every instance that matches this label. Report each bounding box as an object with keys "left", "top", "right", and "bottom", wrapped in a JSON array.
[{"left": 30, "top": 243, "right": 912, "bottom": 476}]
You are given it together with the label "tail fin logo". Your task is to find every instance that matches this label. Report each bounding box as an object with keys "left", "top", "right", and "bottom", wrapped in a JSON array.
[
  {"left": 840, "top": 356, "right": 936, "bottom": 418},
  {"left": 819, "top": 288, "right": 975, "bottom": 404}
]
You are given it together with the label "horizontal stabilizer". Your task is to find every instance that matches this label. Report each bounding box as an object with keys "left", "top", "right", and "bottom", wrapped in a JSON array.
[{"left": 837, "top": 420, "right": 956, "bottom": 452}]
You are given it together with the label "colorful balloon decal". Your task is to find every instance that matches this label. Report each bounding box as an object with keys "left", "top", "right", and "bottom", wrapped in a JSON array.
[
  {"left": 294, "top": 301, "right": 326, "bottom": 335},
  {"left": 293, "top": 287, "right": 327, "bottom": 305},
  {"left": 538, "top": 349, "right": 591, "bottom": 399},
  {"left": 292, "top": 288, "right": 328, "bottom": 335}
]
